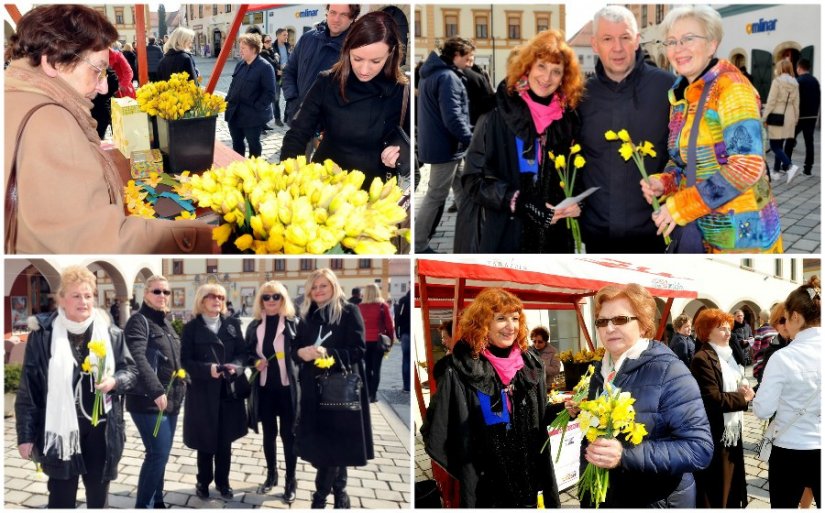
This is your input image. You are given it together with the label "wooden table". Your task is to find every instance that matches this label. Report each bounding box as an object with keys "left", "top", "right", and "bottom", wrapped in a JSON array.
[{"left": 103, "top": 140, "right": 244, "bottom": 184}]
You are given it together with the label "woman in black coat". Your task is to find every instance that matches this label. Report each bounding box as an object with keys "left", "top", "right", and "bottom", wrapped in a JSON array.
[
  {"left": 456, "top": 29, "right": 583, "bottom": 253},
  {"left": 225, "top": 33, "right": 276, "bottom": 158},
  {"left": 245, "top": 281, "right": 299, "bottom": 503},
  {"left": 123, "top": 43, "right": 138, "bottom": 80},
  {"left": 156, "top": 27, "right": 199, "bottom": 82},
  {"left": 15, "top": 266, "right": 137, "bottom": 509},
  {"left": 124, "top": 275, "right": 187, "bottom": 509},
  {"left": 280, "top": 11, "right": 410, "bottom": 189},
  {"left": 293, "top": 268, "right": 373, "bottom": 509},
  {"left": 181, "top": 284, "right": 248, "bottom": 501}
]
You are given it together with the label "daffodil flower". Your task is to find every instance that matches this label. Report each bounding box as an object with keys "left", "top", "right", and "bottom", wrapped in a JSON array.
[
  {"left": 314, "top": 355, "right": 336, "bottom": 369},
  {"left": 154, "top": 369, "right": 186, "bottom": 437}
]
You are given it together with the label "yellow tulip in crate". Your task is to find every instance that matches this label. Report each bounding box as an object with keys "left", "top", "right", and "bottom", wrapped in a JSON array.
[
  {"left": 178, "top": 156, "right": 410, "bottom": 254},
  {"left": 135, "top": 72, "right": 227, "bottom": 174},
  {"left": 111, "top": 97, "right": 151, "bottom": 158}
]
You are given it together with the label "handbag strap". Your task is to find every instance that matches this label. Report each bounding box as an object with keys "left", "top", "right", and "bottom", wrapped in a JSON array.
[
  {"left": 6, "top": 102, "right": 61, "bottom": 254},
  {"left": 767, "top": 383, "right": 820, "bottom": 440},
  {"left": 399, "top": 83, "right": 409, "bottom": 129},
  {"left": 686, "top": 75, "right": 718, "bottom": 186},
  {"left": 780, "top": 91, "right": 791, "bottom": 115}
]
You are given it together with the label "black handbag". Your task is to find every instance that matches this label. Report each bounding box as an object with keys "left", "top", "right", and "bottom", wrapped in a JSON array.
[
  {"left": 382, "top": 83, "right": 410, "bottom": 181},
  {"left": 766, "top": 92, "right": 790, "bottom": 126},
  {"left": 210, "top": 346, "right": 251, "bottom": 401},
  {"left": 316, "top": 350, "right": 362, "bottom": 412}
]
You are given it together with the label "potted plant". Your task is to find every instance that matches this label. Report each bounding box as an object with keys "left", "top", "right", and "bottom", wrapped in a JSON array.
[{"left": 4, "top": 363, "right": 22, "bottom": 418}]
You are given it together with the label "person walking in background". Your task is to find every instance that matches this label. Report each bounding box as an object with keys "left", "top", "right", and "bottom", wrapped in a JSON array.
[
  {"left": 124, "top": 275, "right": 186, "bottom": 509},
  {"left": 669, "top": 313, "right": 695, "bottom": 368},
  {"left": 245, "top": 281, "right": 299, "bottom": 503},
  {"left": 785, "top": 58, "right": 820, "bottom": 176},
  {"left": 122, "top": 43, "right": 138, "bottom": 83},
  {"left": 293, "top": 268, "right": 373, "bottom": 509},
  {"left": 282, "top": 4, "right": 360, "bottom": 126},
  {"left": 578, "top": 6, "right": 674, "bottom": 253},
  {"left": 753, "top": 304, "right": 789, "bottom": 386},
  {"left": 730, "top": 309, "right": 753, "bottom": 366},
  {"left": 753, "top": 276, "right": 821, "bottom": 508},
  {"left": 395, "top": 290, "right": 411, "bottom": 392},
  {"left": 15, "top": 266, "right": 137, "bottom": 508},
  {"left": 751, "top": 309, "right": 777, "bottom": 382},
  {"left": 271, "top": 28, "right": 292, "bottom": 127},
  {"left": 157, "top": 27, "right": 199, "bottom": 82},
  {"left": 763, "top": 59, "right": 800, "bottom": 182},
  {"left": 224, "top": 33, "right": 276, "bottom": 158},
  {"left": 357, "top": 283, "right": 395, "bottom": 403},
  {"left": 348, "top": 287, "right": 362, "bottom": 304},
  {"left": 145, "top": 37, "right": 164, "bottom": 81},
  {"left": 181, "top": 284, "right": 248, "bottom": 501},
  {"left": 530, "top": 326, "right": 560, "bottom": 390},
  {"left": 414, "top": 37, "right": 475, "bottom": 252}
]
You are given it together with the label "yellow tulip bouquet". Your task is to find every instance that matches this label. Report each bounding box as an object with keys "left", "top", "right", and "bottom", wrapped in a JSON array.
[
  {"left": 178, "top": 156, "right": 409, "bottom": 254},
  {"left": 604, "top": 129, "right": 671, "bottom": 246},
  {"left": 542, "top": 364, "right": 595, "bottom": 462},
  {"left": 136, "top": 72, "right": 226, "bottom": 120},
  {"left": 548, "top": 144, "right": 586, "bottom": 253},
  {"left": 577, "top": 382, "right": 648, "bottom": 508}
]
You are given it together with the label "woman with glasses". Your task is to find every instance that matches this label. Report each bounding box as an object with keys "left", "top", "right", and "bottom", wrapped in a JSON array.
[
  {"left": 293, "top": 268, "right": 373, "bottom": 508},
  {"left": 754, "top": 276, "right": 821, "bottom": 508},
  {"left": 4, "top": 4, "right": 213, "bottom": 254},
  {"left": 15, "top": 266, "right": 137, "bottom": 508},
  {"left": 181, "top": 284, "right": 248, "bottom": 501},
  {"left": 689, "top": 309, "right": 754, "bottom": 508},
  {"left": 244, "top": 281, "right": 299, "bottom": 503},
  {"left": 124, "top": 276, "right": 187, "bottom": 508},
  {"left": 640, "top": 5, "right": 782, "bottom": 253},
  {"left": 422, "top": 288, "right": 561, "bottom": 508},
  {"left": 567, "top": 284, "right": 712, "bottom": 507}
]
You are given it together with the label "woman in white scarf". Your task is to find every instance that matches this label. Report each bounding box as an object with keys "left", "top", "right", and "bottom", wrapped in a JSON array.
[
  {"left": 690, "top": 308, "right": 754, "bottom": 508},
  {"left": 15, "top": 265, "right": 136, "bottom": 508}
]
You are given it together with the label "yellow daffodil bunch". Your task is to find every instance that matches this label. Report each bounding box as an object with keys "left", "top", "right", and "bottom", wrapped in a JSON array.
[
  {"left": 136, "top": 72, "right": 227, "bottom": 120},
  {"left": 604, "top": 129, "right": 670, "bottom": 245},
  {"left": 154, "top": 368, "right": 187, "bottom": 437},
  {"left": 558, "top": 350, "right": 574, "bottom": 363},
  {"left": 180, "top": 156, "right": 409, "bottom": 254},
  {"left": 543, "top": 364, "right": 595, "bottom": 462},
  {"left": 86, "top": 341, "right": 108, "bottom": 426},
  {"left": 314, "top": 355, "right": 336, "bottom": 369},
  {"left": 577, "top": 382, "right": 648, "bottom": 507},
  {"left": 548, "top": 143, "right": 586, "bottom": 253}
]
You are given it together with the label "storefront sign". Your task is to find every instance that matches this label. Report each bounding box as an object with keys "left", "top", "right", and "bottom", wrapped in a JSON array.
[
  {"left": 295, "top": 8, "right": 319, "bottom": 18},
  {"left": 746, "top": 18, "right": 777, "bottom": 34}
]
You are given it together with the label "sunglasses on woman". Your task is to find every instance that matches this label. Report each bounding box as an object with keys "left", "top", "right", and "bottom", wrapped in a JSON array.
[
  {"left": 595, "top": 315, "right": 638, "bottom": 328},
  {"left": 151, "top": 289, "right": 172, "bottom": 296},
  {"left": 205, "top": 293, "right": 225, "bottom": 301},
  {"left": 262, "top": 293, "right": 282, "bottom": 302}
]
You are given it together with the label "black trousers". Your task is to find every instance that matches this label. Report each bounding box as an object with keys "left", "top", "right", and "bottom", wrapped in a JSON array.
[
  {"left": 365, "top": 342, "right": 384, "bottom": 401},
  {"left": 314, "top": 465, "right": 348, "bottom": 497},
  {"left": 229, "top": 122, "right": 264, "bottom": 158},
  {"left": 768, "top": 446, "right": 820, "bottom": 508},
  {"left": 47, "top": 417, "right": 110, "bottom": 508},
  {"left": 785, "top": 118, "right": 817, "bottom": 173},
  {"left": 259, "top": 383, "right": 296, "bottom": 478}
]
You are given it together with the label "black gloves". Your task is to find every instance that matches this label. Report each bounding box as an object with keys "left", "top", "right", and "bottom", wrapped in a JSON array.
[{"left": 513, "top": 191, "right": 554, "bottom": 228}]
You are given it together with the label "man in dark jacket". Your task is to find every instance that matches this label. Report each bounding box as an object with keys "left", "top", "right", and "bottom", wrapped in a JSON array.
[
  {"left": 272, "top": 28, "right": 292, "bottom": 126},
  {"left": 146, "top": 37, "right": 164, "bottom": 81},
  {"left": 414, "top": 37, "right": 475, "bottom": 252},
  {"left": 730, "top": 309, "right": 753, "bottom": 365},
  {"left": 668, "top": 314, "right": 695, "bottom": 368},
  {"left": 785, "top": 58, "right": 820, "bottom": 175},
  {"left": 577, "top": 6, "right": 674, "bottom": 253},
  {"left": 281, "top": 4, "right": 359, "bottom": 126},
  {"left": 464, "top": 62, "right": 495, "bottom": 128},
  {"left": 395, "top": 291, "right": 411, "bottom": 392}
]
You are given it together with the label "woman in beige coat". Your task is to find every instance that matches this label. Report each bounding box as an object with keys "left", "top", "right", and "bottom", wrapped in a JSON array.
[
  {"left": 4, "top": 5, "right": 214, "bottom": 254},
  {"left": 762, "top": 59, "right": 800, "bottom": 181}
]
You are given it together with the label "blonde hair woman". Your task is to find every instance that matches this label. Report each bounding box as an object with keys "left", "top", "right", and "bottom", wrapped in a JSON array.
[
  {"left": 245, "top": 281, "right": 299, "bottom": 502},
  {"left": 157, "top": 26, "right": 198, "bottom": 82},
  {"left": 294, "top": 268, "right": 373, "bottom": 508},
  {"left": 15, "top": 265, "right": 137, "bottom": 508},
  {"left": 181, "top": 284, "right": 247, "bottom": 501},
  {"left": 357, "top": 283, "right": 394, "bottom": 403}
]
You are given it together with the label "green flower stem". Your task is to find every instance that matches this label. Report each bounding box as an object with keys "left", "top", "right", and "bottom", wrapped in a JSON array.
[
  {"left": 153, "top": 376, "right": 178, "bottom": 437},
  {"left": 249, "top": 353, "right": 278, "bottom": 382},
  {"left": 632, "top": 150, "right": 672, "bottom": 246}
]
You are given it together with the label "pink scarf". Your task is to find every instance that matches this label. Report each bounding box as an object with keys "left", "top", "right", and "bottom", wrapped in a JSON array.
[
  {"left": 519, "top": 89, "right": 564, "bottom": 135},
  {"left": 255, "top": 314, "right": 288, "bottom": 386},
  {"left": 482, "top": 345, "right": 525, "bottom": 412}
]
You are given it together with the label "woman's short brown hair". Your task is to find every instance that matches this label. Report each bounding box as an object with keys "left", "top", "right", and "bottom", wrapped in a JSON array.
[
  {"left": 594, "top": 284, "right": 657, "bottom": 338},
  {"left": 6, "top": 4, "right": 118, "bottom": 68},
  {"left": 239, "top": 33, "right": 263, "bottom": 54},
  {"left": 458, "top": 288, "right": 528, "bottom": 358},
  {"left": 505, "top": 29, "right": 584, "bottom": 109},
  {"left": 693, "top": 308, "right": 734, "bottom": 343}
]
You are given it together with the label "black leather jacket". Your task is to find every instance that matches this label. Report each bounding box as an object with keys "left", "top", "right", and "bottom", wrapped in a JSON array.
[{"left": 15, "top": 311, "right": 137, "bottom": 480}]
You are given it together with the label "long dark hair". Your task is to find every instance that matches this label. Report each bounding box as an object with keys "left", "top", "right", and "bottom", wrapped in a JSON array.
[
  {"left": 6, "top": 4, "right": 118, "bottom": 68},
  {"left": 330, "top": 10, "right": 408, "bottom": 102}
]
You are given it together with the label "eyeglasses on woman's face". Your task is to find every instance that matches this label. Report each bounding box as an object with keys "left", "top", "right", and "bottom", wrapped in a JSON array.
[
  {"left": 261, "top": 293, "right": 282, "bottom": 302},
  {"left": 595, "top": 315, "right": 638, "bottom": 328},
  {"left": 661, "top": 34, "right": 710, "bottom": 50},
  {"left": 204, "top": 293, "right": 225, "bottom": 301},
  {"left": 76, "top": 54, "right": 107, "bottom": 82}
]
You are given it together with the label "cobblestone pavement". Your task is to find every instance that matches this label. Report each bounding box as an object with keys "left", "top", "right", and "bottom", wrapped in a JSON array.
[
  {"left": 414, "top": 366, "right": 780, "bottom": 508},
  {"left": 4, "top": 344, "right": 411, "bottom": 509},
  {"left": 414, "top": 128, "right": 822, "bottom": 254}
]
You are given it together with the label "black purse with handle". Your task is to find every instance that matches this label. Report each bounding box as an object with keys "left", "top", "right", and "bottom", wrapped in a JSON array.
[{"left": 316, "top": 350, "right": 362, "bottom": 412}]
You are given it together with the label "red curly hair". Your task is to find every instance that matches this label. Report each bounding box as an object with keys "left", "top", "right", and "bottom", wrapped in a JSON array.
[
  {"left": 693, "top": 308, "right": 734, "bottom": 343},
  {"left": 505, "top": 29, "right": 584, "bottom": 109},
  {"left": 457, "top": 288, "right": 529, "bottom": 358}
]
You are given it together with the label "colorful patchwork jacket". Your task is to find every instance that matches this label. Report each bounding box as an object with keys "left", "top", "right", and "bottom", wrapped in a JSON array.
[{"left": 655, "top": 59, "right": 782, "bottom": 253}]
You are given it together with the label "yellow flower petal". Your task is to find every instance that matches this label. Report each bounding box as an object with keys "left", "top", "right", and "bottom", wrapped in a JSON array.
[
  {"left": 617, "top": 129, "right": 631, "bottom": 142},
  {"left": 604, "top": 130, "right": 618, "bottom": 141}
]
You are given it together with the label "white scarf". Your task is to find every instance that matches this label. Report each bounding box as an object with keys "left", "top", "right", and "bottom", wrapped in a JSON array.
[
  {"left": 203, "top": 313, "right": 221, "bottom": 334},
  {"left": 708, "top": 342, "right": 744, "bottom": 447},
  {"left": 44, "top": 308, "right": 114, "bottom": 461}
]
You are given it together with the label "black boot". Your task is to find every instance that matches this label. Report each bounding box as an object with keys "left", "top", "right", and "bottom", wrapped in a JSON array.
[
  {"left": 258, "top": 470, "right": 277, "bottom": 494},
  {"left": 333, "top": 492, "right": 350, "bottom": 509},
  {"left": 311, "top": 492, "right": 327, "bottom": 509},
  {"left": 284, "top": 477, "right": 297, "bottom": 504},
  {"left": 195, "top": 482, "right": 209, "bottom": 499}
]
